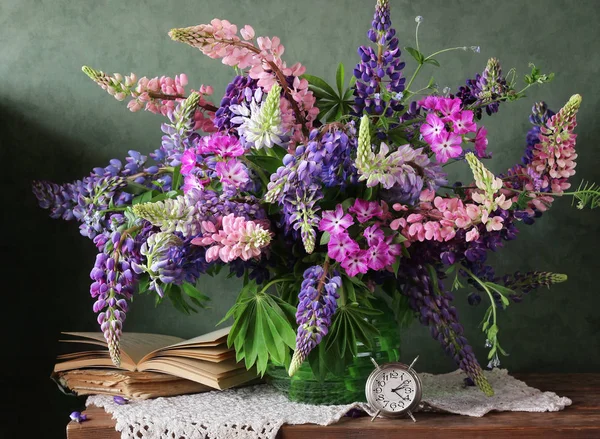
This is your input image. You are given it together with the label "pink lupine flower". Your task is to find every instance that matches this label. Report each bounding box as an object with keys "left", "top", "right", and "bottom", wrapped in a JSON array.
[
  {"left": 215, "top": 160, "right": 249, "bottom": 188},
  {"left": 431, "top": 131, "right": 463, "bottom": 163},
  {"left": 328, "top": 232, "right": 360, "bottom": 262},
  {"left": 420, "top": 113, "right": 446, "bottom": 143},
  {"left": 341, "top": 250, "right": 369, "bottom": 277},
  {"left": 485, "top": 216, "right": 504, "bottom": 232},
  {"left": 466, "top": 227, "right": 480, "bottom": 242},
  {"left": 451, "top": 110, "right": 477, "bottom": 134},
  {"left": 193, "top": 214, "right": 271, "bottom": 263},
  {"left": 240, "top": 25, "right": 255, "bottom": 40},
  {"left": 364, "top": 225, "right": 385, "bottom": 246},
  {"left": 319, "top": 205, "right": 354, "bottom": 235}
]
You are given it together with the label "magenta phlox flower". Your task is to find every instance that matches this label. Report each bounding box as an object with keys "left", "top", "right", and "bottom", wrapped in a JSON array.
[
  {"left": 431, "top": 131, "right": 463, "bottom": 163},
  {"left": 182, "top": 174, "right": 207, "bottom": 193},
  {"left": 451, "top": 110, "right": 477, "bottom": 135},
  {"left": 181, "top": 149, "right": 198, "bottom": 176},
  {"left": 473, "top": 126, "right": 489, "bottom": 157},
  {"left": 319, "top": 204, "right": 354, "bottom": 234},
  {"left": 365, "top": 239, "right": 393, "bottom": 270},
  {"left": 349, "top": 199, "right": 384, "bottom": 223},
  {"left": 420, "top": 113, "right": 446, "bottom": 143},
  {"left": 363, "top": 224, "right": 385, "bottom": 246},
  {"left": 215, "top": 160, "right": 249, "bottom": 188},
  {"left": 436, "top": 97, "right": 462, "bottom": 122},
  {"left": 198, "top": 133, "right": 244, "bottom": 157},
  {"left": 327, "top": 232, "right": 360, "bottom": 262},
  {"left": 341, "top": 250, "right": 369, "bottom": 277}
]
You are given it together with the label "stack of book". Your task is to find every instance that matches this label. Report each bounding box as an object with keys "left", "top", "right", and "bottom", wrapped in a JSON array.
[{"left": 53, "top": 327, "right": 259, "bottom": 399}]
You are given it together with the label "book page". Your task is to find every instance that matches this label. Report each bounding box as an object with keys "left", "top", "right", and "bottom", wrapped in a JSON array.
[
  {"left": 166, "top": 327, "right": 231, "bottom": 348},
  {"left": 137, "top": 357, "right": 257, "bottom": 389},
  {"left": 61, "top": 332, "right": 184, "bottom": 365}
]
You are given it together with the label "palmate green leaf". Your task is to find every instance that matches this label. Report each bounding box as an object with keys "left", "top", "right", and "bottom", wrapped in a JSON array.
[
  {"left": 302, "top": 74, "right": 338, "bottom": 99},
  {"left": 245, "top": 154, "right": 283, "bottom": 174},
  {"left": 172, "top": 165, "right": 182, "bottom": 191},
  {"left": 132, "top": 190, "right": 155, "bottom": 205},
  {"left": 181, "top": 282, "right": 210, "bottom": 306},
  {"left": 342, "top": 275, "right": 356, "bottom": 303},
  {"left": 336, "top": 63, "right": 345, "bottom": 96}
]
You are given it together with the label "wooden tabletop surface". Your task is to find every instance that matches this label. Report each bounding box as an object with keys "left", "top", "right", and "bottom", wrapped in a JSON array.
[{"left": 67, "top": 373, "right": 600, "bottom": 438}]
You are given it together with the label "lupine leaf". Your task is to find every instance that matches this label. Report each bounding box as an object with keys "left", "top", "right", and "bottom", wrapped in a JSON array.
[
  {"left": 302, "top": 74, "right": 338, "bottom": 98},
  {"left": 172, "top": 165, "right": 182, "bottom": 191},
  {"left": 424, "top": 58, "right": 441, "bottom": 67},
  {"left": 245, "top": 155, "right": 282, "bottom": 174},
  {"left": 336, "top": 63, "right": 345, "bottom": 96}
]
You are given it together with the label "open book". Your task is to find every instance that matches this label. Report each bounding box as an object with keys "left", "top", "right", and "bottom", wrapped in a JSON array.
[{"left": 55, "top": 327, "right": 257, "bottom": 390}]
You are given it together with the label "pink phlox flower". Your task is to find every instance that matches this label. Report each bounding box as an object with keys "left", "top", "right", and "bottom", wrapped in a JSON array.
[
  {"left": 349, "top": 199, "right": 383, "bottom": 223},
  {"left": 215, "top": 160, "right": 249, "bottom": 188},
  {"left": 364, "top": 225, "right": 385, "bottom": 246},
  {"left": 436, "top": 97, "right": 462, "bottom": 122},
  {"left": 204, "top": 133, "right": 244, "bottom": 157},
  {"left": 180, "top": 149, "right": 198, "bottom": 176},
  {"left": 319, "top": 204, "right": 354, "bottom": 234},
  {"left": 474, "top": 127, "right": 489, "bottom": 157},
  {"left": 182, "top": 174, "right": 207, "bottom": 194},
  {"left": 420, "top": 113, "right": 446, "bottom": 143},
  {"left": 365, "top": 240, "right": 393, "bottom": 271},
  {"left": 327, "top": 232, "right": 360, "bottom": 262},
  {"left": 451, "top": 110, "right": 477, "bottom": 134},
  {"left": 341, "top": 250, "right": 369, "bottom": 277},
  {"left": 418, "top": 96, "right": 439, "bottom": 110},
  {"left": 431, "top": 131, "right": 463, "bottom": 163}
]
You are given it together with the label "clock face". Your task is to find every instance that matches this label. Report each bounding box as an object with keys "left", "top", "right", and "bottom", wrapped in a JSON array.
[{"left": 366, "top": 364, "right": 421, "bottom": 416}]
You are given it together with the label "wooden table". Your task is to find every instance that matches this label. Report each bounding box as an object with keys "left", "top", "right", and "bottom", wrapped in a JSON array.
[{"left": 67, "top": 374, "right": 600, "bottom": 438}]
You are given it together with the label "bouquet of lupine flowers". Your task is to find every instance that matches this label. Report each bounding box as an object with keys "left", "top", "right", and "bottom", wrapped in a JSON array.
[{"left": 34, "top": 0, "right": 599, "bottom": 396}]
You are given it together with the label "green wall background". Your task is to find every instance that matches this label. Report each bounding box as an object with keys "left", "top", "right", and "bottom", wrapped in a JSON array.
[{"left": 2, "top": 0, "right": 599, "bottom": 436}]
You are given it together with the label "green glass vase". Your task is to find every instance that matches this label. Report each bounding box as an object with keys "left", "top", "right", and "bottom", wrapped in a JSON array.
[{"left": 266, "top": 297, "right": 401, "bottom": 405}]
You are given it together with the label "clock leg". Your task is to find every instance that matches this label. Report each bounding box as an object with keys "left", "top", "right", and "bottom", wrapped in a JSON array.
[
  {"left": 370, "top": 410, "right": 381, "bottom": 422},
  {"left": 407, "top": 410, "right": 416, "bottom": 423}
]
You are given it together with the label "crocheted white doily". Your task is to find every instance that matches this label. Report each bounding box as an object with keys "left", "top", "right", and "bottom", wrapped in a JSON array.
[{"left": 87, "top": 368, "right": 571, "bottom": 439}]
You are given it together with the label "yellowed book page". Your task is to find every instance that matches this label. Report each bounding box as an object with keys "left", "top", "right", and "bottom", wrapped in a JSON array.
[
  {"left": 56, "top": 350, "right": 136, "bottom": 371},
  {"left": 137, "top": 358, "right": 257, "bottom": 390},
  {"left": 140, "top": 356, "right": 245, "bottom": 378},
  {"left": 166, "top": 327, "right": 230, "bottom": 348},
  {"left": 154, "top": 350, "right": 234, "bottom": 363},
  {"left": 54, "top": 358, "right": 136, "bottom": 373},
  {"left": 61, "top": 332, "right": 184, "bottom": 364}
]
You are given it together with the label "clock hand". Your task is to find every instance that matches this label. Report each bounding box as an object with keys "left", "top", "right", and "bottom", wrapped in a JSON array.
[{"left": 391, "top": 379, "right": 411, "bottom": 392}]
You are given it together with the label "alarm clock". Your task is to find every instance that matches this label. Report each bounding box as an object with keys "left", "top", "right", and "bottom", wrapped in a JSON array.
[{"left": 365, "top": 356, "right": 422, "bottom": 422}]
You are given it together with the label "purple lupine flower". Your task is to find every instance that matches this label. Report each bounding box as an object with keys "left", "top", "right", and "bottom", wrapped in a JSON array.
[
  {"left": 522, "top": 102, "right": 555, "bottom": 166},
  {"left": 69, "top": 412, "right": 88, "bottom": 423},
  {"left": 264, "top": 124, "right": 357, "bottom": 253},
  {"left": 397, "top": 263, "right": 494, "bottom": 396},
  {"left": 455, "top": 58, "right": 508, "bottom": 120},
  {"left": 288, "top": 265, "right": 341, "bottom": 375},
  {"left": 213, "top": 75, "right": 259, "bottom": 133},
  {"left": 502, "top": 271, "right": 567, "bottom": 302},
  {"left": 353, "top": 0, "right": 406, "bottom": 116},
  {"left": 380, "top": 144, "right": 447, "bottom": 204},
  {"left": 113, "top": 396, "right": 128, "bottom": 405}
]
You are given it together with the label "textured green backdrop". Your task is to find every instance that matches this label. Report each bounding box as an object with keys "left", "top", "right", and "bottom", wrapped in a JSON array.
[{"left": 2, "top": 0, "right": 599, "bottom": 436}]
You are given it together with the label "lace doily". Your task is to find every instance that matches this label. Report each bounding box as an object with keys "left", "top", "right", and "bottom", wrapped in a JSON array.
[{"left": 87, "top": 368, "right": 571, "bottom": 439}]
